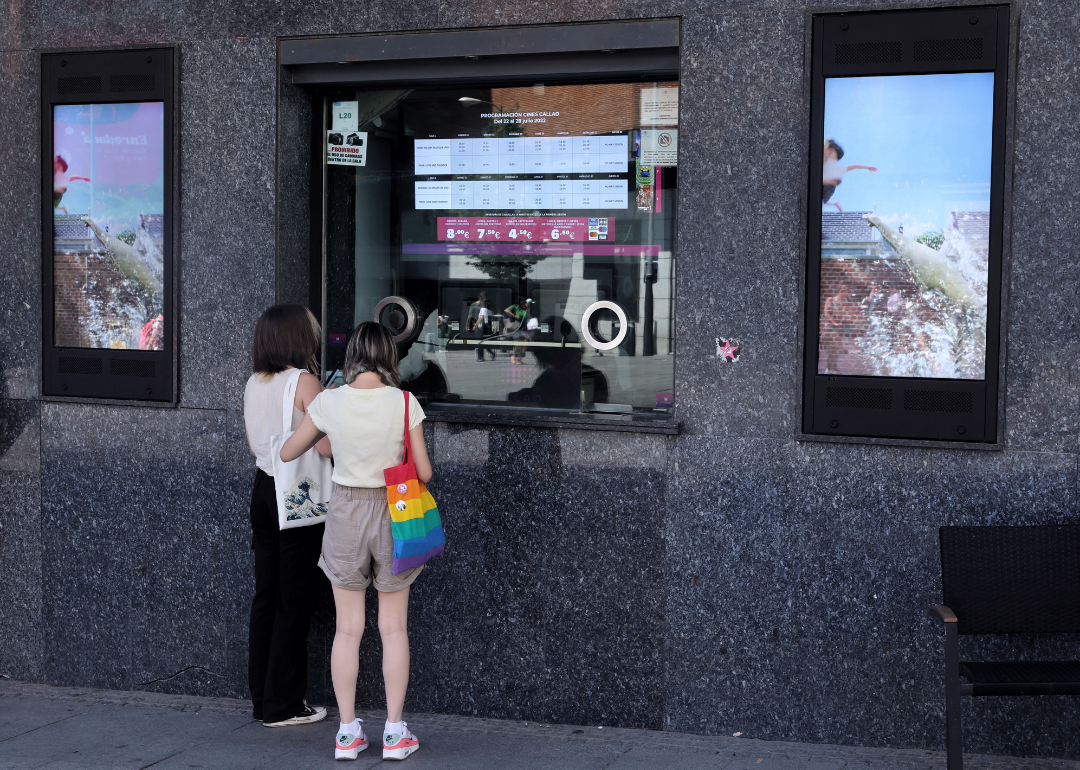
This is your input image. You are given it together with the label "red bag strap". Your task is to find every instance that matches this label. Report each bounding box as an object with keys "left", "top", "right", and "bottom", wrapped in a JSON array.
[{"left": 402, "top": 390, "right": 411, "bottom": 465}]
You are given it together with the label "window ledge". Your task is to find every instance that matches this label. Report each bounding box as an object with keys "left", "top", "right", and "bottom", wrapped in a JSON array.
[
  {"left": 795, "top": 432, "right": 1003, "bottom": 451},
  {"left": 423, "top": 404, "right": 680, "bottom": 434}
]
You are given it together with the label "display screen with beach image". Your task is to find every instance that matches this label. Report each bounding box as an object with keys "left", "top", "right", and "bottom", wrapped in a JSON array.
[
  {"left": 53, "top": 102, "right": 165, "bottom": 350},
  {"left": 819, "top": 73, "right": 993, "bottom": 380}
]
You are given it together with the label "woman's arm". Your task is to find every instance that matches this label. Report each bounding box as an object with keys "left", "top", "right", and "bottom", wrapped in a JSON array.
[
  {"left": 410, "top": 424, "right": 433, "bottom": 484},
  {"left": 295, "top": 371, "right": 333, "bottom": 458},
  {"left": 280, "top": 413, "right": 326, "bottom": 462},
  {"left": 847, "top": 164, "right": 879, "bottom": 172}
]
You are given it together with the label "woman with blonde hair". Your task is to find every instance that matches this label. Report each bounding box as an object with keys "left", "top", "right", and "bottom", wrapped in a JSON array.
[
  {"left": 281, "top": 321, "right": 432, "bottom": 762},
  {"left": 243, "top": 304, "right": 332, "bottom": 727}
]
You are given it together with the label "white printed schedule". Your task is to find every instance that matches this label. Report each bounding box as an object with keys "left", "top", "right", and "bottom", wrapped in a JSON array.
[{"left": 413, "top": 134, "right": 630, "bottom": 211}]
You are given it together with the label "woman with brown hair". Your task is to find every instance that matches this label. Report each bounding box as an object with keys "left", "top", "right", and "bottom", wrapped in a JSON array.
[{"left": 243, "top": 304, "right": 332, "bottom": 727}]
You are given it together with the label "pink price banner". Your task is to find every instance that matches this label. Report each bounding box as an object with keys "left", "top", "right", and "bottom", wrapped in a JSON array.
[{"left": 438, "top": 217, "right": 613, "bottom": 242}]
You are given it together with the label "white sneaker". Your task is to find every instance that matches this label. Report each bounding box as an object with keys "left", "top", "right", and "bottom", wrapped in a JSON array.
[
  {"left": 335, "top": 720, "right": 369, "bottom": 760},
  {"left": 264, "top": 702, "right": 327, "bottom": 727},
  {"left": 382, "top": 722, "right": 420, "bottom": 760}
]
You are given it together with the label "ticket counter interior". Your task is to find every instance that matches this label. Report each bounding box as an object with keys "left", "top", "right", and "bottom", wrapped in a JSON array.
[{"left": 318, "top": 80, "right": 678, "bottom": 423}]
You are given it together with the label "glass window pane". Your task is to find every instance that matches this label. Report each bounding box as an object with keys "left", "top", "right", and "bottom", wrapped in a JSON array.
[
  {"left": 52, "top": 102, "right": 166, "bottom": 350},
  {"left": 324, "top": 81, "right": 678, "bottom": 416},
  {"left": 819, "top": 73, "right": 993, "bottom": 380}
]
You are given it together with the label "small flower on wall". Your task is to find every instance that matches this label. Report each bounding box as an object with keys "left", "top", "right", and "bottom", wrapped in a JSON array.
[{"left": 716, "top": 337, "right": 740, "bottom": 362}]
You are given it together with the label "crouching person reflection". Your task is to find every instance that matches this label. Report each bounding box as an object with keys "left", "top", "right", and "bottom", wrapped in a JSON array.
[
  {"left": 280, "top": 322, "right": 431, "bottom": 762},
  {"left": 243, "top": 305, "right": 332, "bottom": 727}
]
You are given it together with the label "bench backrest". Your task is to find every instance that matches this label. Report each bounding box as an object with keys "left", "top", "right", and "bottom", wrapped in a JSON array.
[{"left": 939, "top": 525, "right": 1080, "bottom": 634}]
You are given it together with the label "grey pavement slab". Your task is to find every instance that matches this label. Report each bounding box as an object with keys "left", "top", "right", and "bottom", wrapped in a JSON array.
[{"left": 2, "top": 680, "right": 1080, "bottom": 770}]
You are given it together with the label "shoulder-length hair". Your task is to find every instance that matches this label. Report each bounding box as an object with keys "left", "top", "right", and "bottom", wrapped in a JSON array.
[
  {"left": 343, "top": 321, "right": 400, "bottom": 386},
  {"left": 252, "top": 304, "right": 321, "bottom": 376}
]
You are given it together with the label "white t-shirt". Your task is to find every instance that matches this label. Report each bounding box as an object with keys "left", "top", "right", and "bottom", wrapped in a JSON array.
[
  {"left": 244, "top": 370, "right": 306, "bottom": 476},
  {"left": 307, "top": 385, "right": 426, "bottom": 488},
  {"left": 823, "top": 157, "right": 847, "bottom": 182}
]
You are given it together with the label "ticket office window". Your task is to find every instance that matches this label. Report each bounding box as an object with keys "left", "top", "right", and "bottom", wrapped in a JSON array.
[{"left": 321, "top": 80, "right": 678, "bottom": 419}]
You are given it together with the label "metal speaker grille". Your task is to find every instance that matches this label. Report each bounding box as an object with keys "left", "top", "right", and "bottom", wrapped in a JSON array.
[
  {"left": 110, "top": 359, "right": 156, "bottom": 378},
  {"left": 825, "top": 386, "right": 892, "bottom": 410},
  {"left": 834, "top": 41, "right": 902, "bottom": 65},
  {"left": 914, "top": 38, "right": 983, "bottom": 62},
  {"left": 110, "top": 74, "right": 156, "bottom": 93},
  {"left": 58, "top": 356, "right": 103, "bottom": 375},
  {"left": 57, "top": 76, "right": 102, "bottom": 95},
  {"left": 903, "top": 389, "right": 973, "bottom": 413}
]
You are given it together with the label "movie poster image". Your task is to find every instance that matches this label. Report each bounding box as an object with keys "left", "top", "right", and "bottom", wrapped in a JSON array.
[
  {"left": 53, "top": 102, "right": 165, "bottom": 350},
  {"left": 819, "top": 73, "right": 994, "bottom": 380}
]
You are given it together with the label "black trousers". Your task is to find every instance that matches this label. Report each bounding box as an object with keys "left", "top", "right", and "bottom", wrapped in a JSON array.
[{"left": 248, "top": 469, "right": 325, "bottom": 723}]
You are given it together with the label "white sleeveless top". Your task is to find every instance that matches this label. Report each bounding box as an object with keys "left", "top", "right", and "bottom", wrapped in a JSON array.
[{"left": 243, "top": 369, "right": 307, "bottom": 476}]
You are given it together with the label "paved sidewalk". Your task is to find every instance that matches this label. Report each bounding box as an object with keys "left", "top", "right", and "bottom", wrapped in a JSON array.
[{"left": 1, "top": 680, "right": 1077, "bottom": 770}]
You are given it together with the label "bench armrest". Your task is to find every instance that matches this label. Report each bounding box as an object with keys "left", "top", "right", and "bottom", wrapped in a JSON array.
[{"left": 930, "top": 604, "right": 958, "bottom": 624}]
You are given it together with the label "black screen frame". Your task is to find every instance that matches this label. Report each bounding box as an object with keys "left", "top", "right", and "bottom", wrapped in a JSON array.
[
  {"left": 41, "top": 47, "right": 176, "bottom": 402},
  {"left": 802, "top": 6, "right": 1009, "bottom": 443}
]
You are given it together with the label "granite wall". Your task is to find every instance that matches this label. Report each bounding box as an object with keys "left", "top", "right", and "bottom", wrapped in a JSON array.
[{"left": 1, "top": 0, "right": 1079, "bottom": 761}]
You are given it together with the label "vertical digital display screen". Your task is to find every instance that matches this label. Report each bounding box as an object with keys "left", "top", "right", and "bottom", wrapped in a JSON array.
[
  {"left": 52, "top": 102, "right": 165, "bottom": 350},
  {"left": 818, "top": 73, "right": 994, "bottom": 380}
]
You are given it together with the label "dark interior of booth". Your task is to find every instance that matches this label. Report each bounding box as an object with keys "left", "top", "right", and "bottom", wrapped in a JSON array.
[{"left": 306, "top": 75, "right": 681, "bottom": 427}]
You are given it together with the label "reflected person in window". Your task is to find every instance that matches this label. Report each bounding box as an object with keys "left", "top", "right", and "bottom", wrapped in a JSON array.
[
  {"left": 468, "top": 292, "right": 494, "bottom": 362},
  {"left": 503, "top": 297, "right": 534, "bottom": 365}
]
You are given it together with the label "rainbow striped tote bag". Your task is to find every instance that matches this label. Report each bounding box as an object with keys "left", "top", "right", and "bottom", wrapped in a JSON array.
[{"left": 384, "top": 391, "right": 445, "bottom": 574}]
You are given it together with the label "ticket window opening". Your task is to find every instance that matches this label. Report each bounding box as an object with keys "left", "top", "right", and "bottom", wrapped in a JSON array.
[{"left": 322, "top": 81, "right": 679, "bottom": 417}]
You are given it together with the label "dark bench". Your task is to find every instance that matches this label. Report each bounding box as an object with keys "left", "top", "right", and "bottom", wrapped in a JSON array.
[{"left": 933, "top": 525, "right": 1080, "bottom": 770}]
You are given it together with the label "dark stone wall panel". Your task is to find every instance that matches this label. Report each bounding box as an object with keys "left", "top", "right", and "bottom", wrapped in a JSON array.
[
  {"left": 666, "top": 437, "right": 1080, "bottom": 756},
  {"left": 226, "top": 0, "right": 331, "bottom": 39},
  {"left": 396, "top": 425, "right": 665, "bottom": 727},
  {"left": 1003, "top": 0, "right": 1080, "bottom": 452},
  {"left": 179, "top": 39, "right": 277, "bottom": 411},
  {"left": 40, "top": 404, "right": 231, "bottom": 694},
  {"left": 38, "top": 0, "right": 220, "bottom": 48},
  {"left": 0, "top": 51, "right": 41, "bottom": 401},
  {"left": 0, "top": 470, "right": 42, "bottom": 681},
  {"left": 334, "top": 0, "right": 440, "bottom": 33},
  {"left": 674, "top": 12, "right": 805, "bottom": 439}
]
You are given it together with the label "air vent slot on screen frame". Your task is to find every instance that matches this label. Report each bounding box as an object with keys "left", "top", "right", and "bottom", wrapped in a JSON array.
[
  {"left": 58, "top": 356, "right": 103, "bottom": 375},
  {"left": 834, "top": 41, "right": 902, "bottom": 66},
  {"left": 110, "top": 358, "right": 157, "bottom": 378},
  {"left": 110, "top": 74, "right": 156, "bottom": 93},
  {"left": 903, "top": 390, "right": 973, "bottom": 413},
  {"left": 913, "top": 38, "right": 984, "bottom": 62},
  {"left": 825, "top": 386, "right": 893, "bottom": 410},
  {"left": 57, "top": 76, "right": 102, "bottom": 95}
]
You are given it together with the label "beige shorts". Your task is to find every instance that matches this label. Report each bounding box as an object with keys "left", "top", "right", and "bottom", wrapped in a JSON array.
[{"left": 318, "top": 485, "right": 424, "bottom": 593}]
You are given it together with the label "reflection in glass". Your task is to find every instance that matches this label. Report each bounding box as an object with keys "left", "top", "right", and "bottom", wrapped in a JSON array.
[
  {"left": 324, "top": 82, "right": 678, "bottom": 416},
  {"left": 53, "top": 102, "right": 166, "bottom": 349},
  {"left": 818, "top": 73, "right": 993, "bottom": 380}
]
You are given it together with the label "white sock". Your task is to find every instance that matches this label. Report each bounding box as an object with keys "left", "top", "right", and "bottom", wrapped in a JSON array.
[
  {"left": 385, "top": 720, "right": 404, "bottom": 735},
  {"left": 339, "top": 719, "right": 361, "bottom": 736}
]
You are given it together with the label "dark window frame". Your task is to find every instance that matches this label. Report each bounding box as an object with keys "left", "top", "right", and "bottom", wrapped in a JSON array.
[
  {"left": 802, "top": 6, "right": 1010, "bottom": 443},
  {"left": 40, "top": 47, "right": 177, "bottom": 403},
  {"left": 285, "top": 20, "right": 682, "bottom": 434}
]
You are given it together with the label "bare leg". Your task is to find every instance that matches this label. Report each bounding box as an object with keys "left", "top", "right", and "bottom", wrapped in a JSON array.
[
  {"left": 330, "top": 584, "right": 366, "bottom": 724},
  {"left": 824, "top": 201, "right": 843, "bottom": 213},
  {"left": 378, "top": 586, "right": 411, "bottom": 723}
]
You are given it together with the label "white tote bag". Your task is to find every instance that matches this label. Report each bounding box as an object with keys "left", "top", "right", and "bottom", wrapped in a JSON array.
[{"left": 269, "top": 369, "right": 333, "bottom": 530}]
